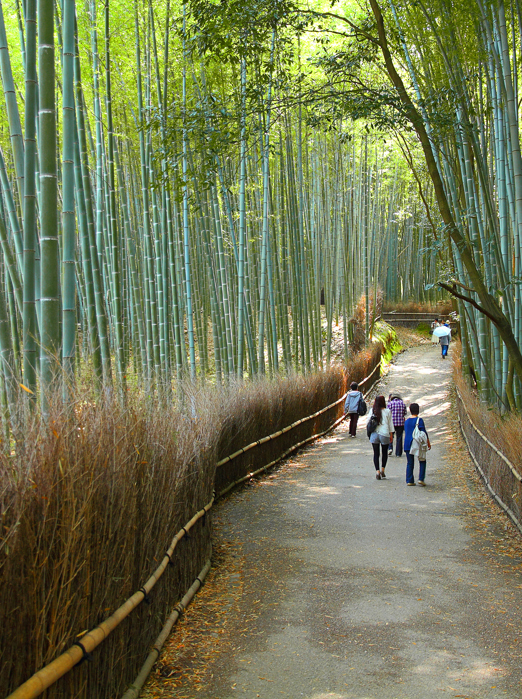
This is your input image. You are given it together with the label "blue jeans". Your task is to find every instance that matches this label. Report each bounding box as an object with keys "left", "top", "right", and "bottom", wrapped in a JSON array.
[
  {"left": 441, "top": 343, "right": 448, "bottom": 357},
  {"left": 406, "top": 451, "right": 426, "bottom": 483}
]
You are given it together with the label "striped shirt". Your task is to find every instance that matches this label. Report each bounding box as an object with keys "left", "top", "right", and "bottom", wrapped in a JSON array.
[{"left": 388, "top": 398, "right": 406, "bottom": 427}]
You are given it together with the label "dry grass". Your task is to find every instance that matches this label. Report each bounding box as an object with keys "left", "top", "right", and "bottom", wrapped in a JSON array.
[
  {"left": 0, "top": 341, "right": 386, "bottom": 698},
  {"left": 393, "top": 326, "right": 432, "bottom": 349},
  {"left": 452, "top": 348, "right": 522, "bottom": 474},
  {"left": 350, "top": 289, "right": 384, "bottom": 352},
  {"left": 382, "top": 299, "right": 454, "bottom": 315},
  {"left": 0, "top": 389, "right": 218, "bottom": 697}
]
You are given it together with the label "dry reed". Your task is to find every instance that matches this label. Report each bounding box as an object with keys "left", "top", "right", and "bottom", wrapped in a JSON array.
[
  {"left": 0, "top": 389, "right": 218, "bottom": 698},
  {"left": 382, "top": 300, "right": 454, "bottom": 315},
  {"left": 453, "top": 345, "right": 522, "bottom": 528},
  {"left": 0, "top": 341, "right": 385, "bottom": 699},
  {"left": 453, "top": 348, "right": 522, "bottom": 474}
]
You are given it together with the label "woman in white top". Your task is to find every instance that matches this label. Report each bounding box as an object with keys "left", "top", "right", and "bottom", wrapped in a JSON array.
[{"left": 369, "top": 395, "right": 394, "bottom": 480}]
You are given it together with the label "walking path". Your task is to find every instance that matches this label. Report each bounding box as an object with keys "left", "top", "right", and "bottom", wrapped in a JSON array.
[{"left": 145, "top": 345, "right": 522, "bottom": 699}]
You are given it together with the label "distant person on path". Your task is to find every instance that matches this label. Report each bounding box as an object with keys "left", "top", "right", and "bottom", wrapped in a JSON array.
[
  {"left": 369, "top": 395, "right": 394, "bottom": 480},
  {"left": 439, "top": 323, "right": 451, "bottom": 359},
  {"left": 344, "top": 382, "right": 364, "bottom": 438},
  {"left": 388, "top": 392, "right": 407, "bottom": 457},
  {"left": 431, "top": 318, "right": 440, "bottom": 343},
  {"left": 404, "top": 403, "right": 431, "bottom": 486}
]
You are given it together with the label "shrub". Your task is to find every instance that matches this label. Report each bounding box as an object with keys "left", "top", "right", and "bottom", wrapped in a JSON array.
[{"left": 415, "top": 322, "right": 432, "bottom": 336}]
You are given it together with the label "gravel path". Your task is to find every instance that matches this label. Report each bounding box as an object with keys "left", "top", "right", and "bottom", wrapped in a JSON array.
[{"left": 147, "top": 344, "right": 522, "bottom": 699}]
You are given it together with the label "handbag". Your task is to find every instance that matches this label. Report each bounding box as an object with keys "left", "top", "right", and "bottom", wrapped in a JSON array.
[{"left": 412, "top": 417, "right": 428, "bottom": 447}]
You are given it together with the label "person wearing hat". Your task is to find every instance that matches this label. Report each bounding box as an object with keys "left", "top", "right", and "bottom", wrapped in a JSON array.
[{"left": 388, "top": 392, "right": 407, "bottom": 457}]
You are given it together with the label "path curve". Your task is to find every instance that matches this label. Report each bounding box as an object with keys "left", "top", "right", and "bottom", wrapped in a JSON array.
[{"left": 146, "top": 345, "right": 522, "bottom": 699}]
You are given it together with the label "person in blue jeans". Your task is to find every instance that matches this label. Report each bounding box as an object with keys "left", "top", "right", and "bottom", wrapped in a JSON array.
[
  {"left": 439, "top": 326, "right": 451, "bottom": 358},
  {"left": 403, "top": 403, "right": 431, "bottom": 486}
]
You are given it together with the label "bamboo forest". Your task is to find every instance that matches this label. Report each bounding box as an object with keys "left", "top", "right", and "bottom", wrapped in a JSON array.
[
  {"left": 0, "top": 0, "right": 521, "bottom": 412},
  {"left": 5, "top": 0, "right": 522, "bottom": 696},
  {"left": 0, "top": 0, "right": 447, "bottom": 418}
]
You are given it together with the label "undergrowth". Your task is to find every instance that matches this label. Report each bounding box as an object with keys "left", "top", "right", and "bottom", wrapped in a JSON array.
[
  {"left": 415, "top": 322, "right": 432, "bottom": 336},
  {"left": 350, "top": 289, "right": 384, "bottom": 352},
  {"left": 372, "top": 321, "right": 402, "bottom": 363}
]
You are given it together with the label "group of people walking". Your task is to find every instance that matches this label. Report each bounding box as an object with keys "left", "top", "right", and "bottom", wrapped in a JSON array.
[{"left": 344, "top": 385, "right": 431, "bottom": 485}]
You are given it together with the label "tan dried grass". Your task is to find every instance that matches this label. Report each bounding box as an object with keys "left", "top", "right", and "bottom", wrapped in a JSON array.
[
  {"left": 452, "top": 345, "right": 522, "bottom": 476},
  {"left": 0, "top": 341, "right": 384, "bottom": 698},
  {"left": 382, "top": 299, "right": 454, "bottom": 315}
]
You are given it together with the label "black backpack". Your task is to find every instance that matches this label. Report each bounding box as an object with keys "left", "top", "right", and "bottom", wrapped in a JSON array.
[
  {"left": 357, "top": 396, "right": 368, "bottom": 416},
  {"left": 366, "top": 413, "right": 379, "bottom": 438}
]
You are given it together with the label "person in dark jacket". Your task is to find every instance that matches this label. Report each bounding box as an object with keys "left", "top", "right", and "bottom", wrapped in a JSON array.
[
  {"left": 404, "top": 403, "right": 431, "bottom": 486},
  {"left": 344, "top": 382, "right": 363, "bottom": 438}
]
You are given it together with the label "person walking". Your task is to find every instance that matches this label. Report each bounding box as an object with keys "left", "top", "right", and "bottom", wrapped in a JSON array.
[
  {"left": 439, "top": 324, "right": 451, "bottom": 359},
  {"left": 369, "top": 395, "right": 394, "bottom": 480},
  {"left": 388, "top": 392, "right": 407, "bottom": 457},
  {"left": 344, "top": 382, "right": 364, "bottom": 438},
  {"left": 431, "top": 318, "right": 440, "bottom": 344},
  {"left": 404, "top": 402, "right": 431, "bottom": 486}
]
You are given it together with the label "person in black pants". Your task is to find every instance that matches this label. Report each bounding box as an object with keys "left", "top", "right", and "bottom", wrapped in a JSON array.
[
  {"left": 344, "top": 382, "right": 363, "bottom": 437},
  {"left": 388, "top": 393, "right": 407, "bottom": 457},
  {"left": 369, "top": 395, "right": 394, "bottom": 479}
]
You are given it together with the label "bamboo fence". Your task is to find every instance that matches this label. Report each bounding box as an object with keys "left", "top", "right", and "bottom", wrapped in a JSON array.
[
  {"left": 456, "top": 386, "right": 522, "bottom": 533},
  {"left": 6, "top": 343, "right": 384, "bottom": 699}
]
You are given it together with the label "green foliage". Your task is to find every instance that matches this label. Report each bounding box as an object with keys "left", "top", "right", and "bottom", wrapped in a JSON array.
[
  {"left": 415, "top": 322, "right": 432, "bottom": 337},
  {"left": 373, "top": 320, "right": 403, "bottom": 363}
]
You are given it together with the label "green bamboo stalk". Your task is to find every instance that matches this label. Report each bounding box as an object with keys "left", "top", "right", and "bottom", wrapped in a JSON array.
[
  {"left": 61, "top": 0, "right": 76, "bottom": 392},
  {"left": 38, "top": 0, "right": 60, "bottom": 404},
  {"left": 22, "top": 0, "right": 38, "bottom": 397},
  {"left": 182, "top": 3, "right": 196, "bottom": 379},
  {"left": 0, "top": 0, "right": 24, "bottom": 205},
  {"left": 105, "top": 0, "right": 126, "bottom": 395},
  {"left": 75, "top": 62, "right": 112, "bottom": 386}
]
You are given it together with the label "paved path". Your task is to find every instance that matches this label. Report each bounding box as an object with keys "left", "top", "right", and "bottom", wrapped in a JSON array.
[{"left": 149, "top": 345, "right": 522, "bottom": 699}]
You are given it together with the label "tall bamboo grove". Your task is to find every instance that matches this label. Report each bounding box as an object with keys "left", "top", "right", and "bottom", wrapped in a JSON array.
[{"left": 0, "top": 0, "right": 443, "bottom": 436}]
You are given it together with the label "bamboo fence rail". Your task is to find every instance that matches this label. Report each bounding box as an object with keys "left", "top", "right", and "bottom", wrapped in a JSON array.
[
  {"left": 121, "top": 556, "right": 213, "bottom": 699},
  {"left": 6, "top": 499, "right": 215, "bottom": 699}
]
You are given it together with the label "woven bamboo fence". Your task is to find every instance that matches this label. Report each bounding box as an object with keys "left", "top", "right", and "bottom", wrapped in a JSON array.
[
  {"left": 5, "top": 343, "right": 385, "bottom": 699},
  {"left": 456, "top": 387, "right": 522, "bottom": 534}
]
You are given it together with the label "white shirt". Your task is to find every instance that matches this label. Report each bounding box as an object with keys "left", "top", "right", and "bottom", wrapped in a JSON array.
[{"left": 374, "top": 407, "right": 394, "bottom": 436}]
